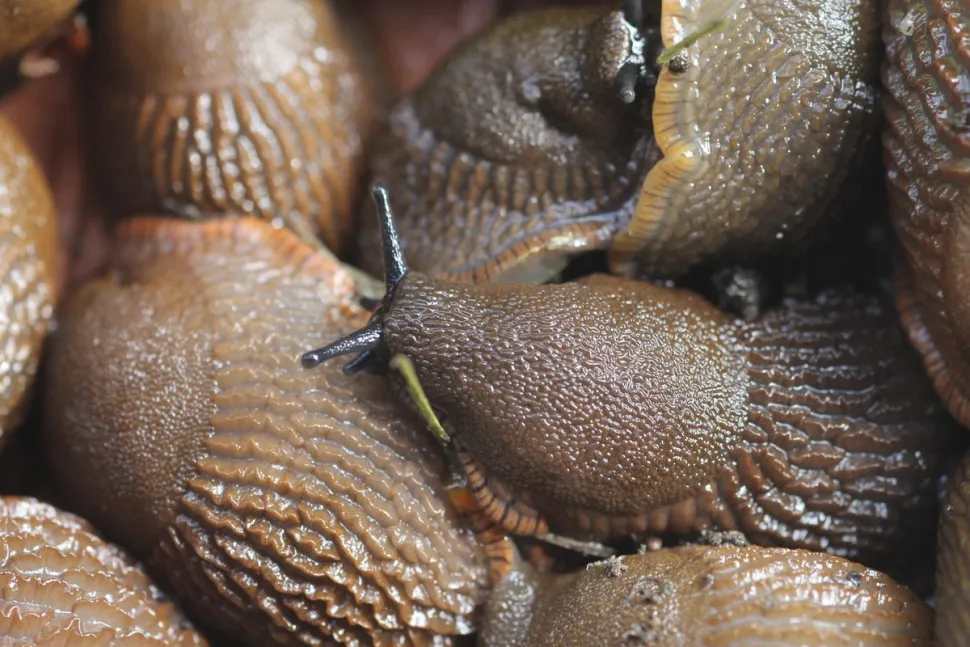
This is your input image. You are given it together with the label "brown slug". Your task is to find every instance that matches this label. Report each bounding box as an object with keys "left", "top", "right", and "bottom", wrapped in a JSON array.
[
  {"left": 935, "top": 448, "right": 970, "bottom": 646},
  {"left": 305, "top": 186, "right": 955, "bottom": 573},
  {"left": 355, "top": 3, "right": 662, "bottom": 284},
  {"left": 88, "top": 0, "right": 374, "bottom": 255},
  {"left": 0, "top": 496, "right": 208, "bottom": 646},
  {"left": 43, "top": 216, "right": 490, "bottom": 646},
  {"left": 608, "top": 0, "right": 883, "bottom": 278},
  {"left": 0, "top": 112, "right": 58, "bottom": 454},
  {"left": 478, "top": 545, "right": 934, "bottom": 646},
  {"left": 881, "top": 0, "right": 970, "bottom": 428}
]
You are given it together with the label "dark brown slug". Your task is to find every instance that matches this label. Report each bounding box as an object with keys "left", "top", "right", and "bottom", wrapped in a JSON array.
[
  {"left": 882, "top": 0, "right": 970, "bottom": 428},
  {"left": 44, "top": 216, "right": 490, "bottom": 647},
  {"left": 305, "top": 186, "right": 956, "bottom": 573},
  {"left": 0, "top": 496, "right": 208, "bottom": 646},
  {"left": 479, "top": 545, "right": 934, "bottom": 646},
  {"left": 88, "top": 0, "right": 374, "bottom": 255},
  {"left": 0, "top": 113, "right": 58, "bottom": 454},
  {"left": 356, "top": 3, "right": 661, "bottom": 284}
]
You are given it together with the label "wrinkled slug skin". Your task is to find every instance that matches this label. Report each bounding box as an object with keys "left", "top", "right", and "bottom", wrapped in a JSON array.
[
  {"left": 0, "top": 113, "right": 58, "bottom": 453},
  {"left": 0, "top": 496, "right": 208, "bottom": 646},
  {"left": 383, "top": 276, "right": 953, "bottom": 568},
  {"left": 43, "top": 218, "right": 489, "bottom": 646},
  {"left": 357, "top": 6, "right": 660, "bottom": 284},
  {"left": 479, "top": 547, "right": 934, "bottom": 647},
  {"left": 937, "top": 449, "right": 970, "bottom": 646},
  {"left": 89, "top": 0, "right": 374, "bottom": 255},
  {"left": 0, "top": 0, "right": 79, "bottom": 62},
  {"left": 882, "top": 0, "right": 970, "bottom": 427},
  {"left": 609, "top": 0, "right": 881, "bottom": 277}
]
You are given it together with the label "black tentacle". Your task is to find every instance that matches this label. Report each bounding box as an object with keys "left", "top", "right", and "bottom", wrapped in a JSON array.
[{"left": 302, "top": 183, "right": 409, "bottom": 374}]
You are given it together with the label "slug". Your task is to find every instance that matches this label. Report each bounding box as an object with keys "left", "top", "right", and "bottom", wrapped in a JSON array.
[
  {"left": 305, "top": 186, "right": 955, "bottom": 574},
  {"left": 608, "top": 0, "right": 883, "bottom": 278},
  {"left": 0, "top": 0, "right": 80, "bottom": 92},
  {"left": 88, "top": 0, "right": 374, "bottom": 255},
  {"left": 881, "top": 0, "right": 970, "bottom": 428},
  {"left": 935, "top": 449, "right": 970, "bottom": 646},
  {"left": 43, "top": 216, "right": 490, "bottom": 646},
  {"left": 478, "top": 545, "right": 934, "bottom": 646},
  {"left": 355, "top": 3, "right": 662, "bottom": 284},
  {"left": 0, "top": 496, "right": 208, "bottom": 646},
  {"left": 0, "top": 113, "right": 58, "bottom": 454}
]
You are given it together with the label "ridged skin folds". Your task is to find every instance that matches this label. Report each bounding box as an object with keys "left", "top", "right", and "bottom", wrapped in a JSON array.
[
  {"left": 609, "top": 0, "right": 882, "bottom": 277},
  {"left": 90, "top": 0, "right": 374, "bottom": 254},
  {"left": 357, "top": 6, "right": 659, "bottom": 283},
  {"left": 882, "top": 0, "right": 970, "bottom": 427},
  {"left": 0, "top": 113, "right": 58, "bottom": 452},
  {"left": 44, "top": 218, "right": 489, "bottom": 646},
  {"left": 480, "top": 546, "right": 934, "bottom": 646},
  {"left": 0, "top": 497, "right": 207, "bottom": 646}
]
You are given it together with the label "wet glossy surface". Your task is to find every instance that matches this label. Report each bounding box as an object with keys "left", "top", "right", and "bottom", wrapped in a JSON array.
[{"left": 45, "top": 217, "right": 489, "bottom": 646}]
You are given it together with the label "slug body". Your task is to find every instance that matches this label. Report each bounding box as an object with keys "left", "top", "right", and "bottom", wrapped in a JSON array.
[
  {"left": 0, "top": 113, "right": 58, "bottom": 454},
  {"left": 0, "top": 496, "right": 207, "bottom": 646},
  {"left": 307, "top": 188, "right": 955, "bottom": 572},
  {"left": 89, "top": 0, "right": 374, "bottom": 254},
  {"left": 479, "top": 546, "right": 934, "bottom": 646},
  {"left": 44, "top": 217, "right": 489, "bottom": 646},
  {"left": 609, "top": 0, "right": 883, "bottom": 277},
  {"left": 882, "top": 0, "right": 970, "bottom": 427},
  {"left": 357, "top": 5, "right": 660, "bottom": 284}
]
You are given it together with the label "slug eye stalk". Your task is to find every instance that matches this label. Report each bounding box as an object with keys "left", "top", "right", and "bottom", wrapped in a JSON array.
[{"left": 301, "top": 184, "right": 409, "bottom": 375}]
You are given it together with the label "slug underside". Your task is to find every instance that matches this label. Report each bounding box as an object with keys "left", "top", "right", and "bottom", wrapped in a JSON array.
[
  {"left": 44, "top": 217, "right": 488, "bottom": 647},
  {"left": 500, "top": 547, "right": 934, "bottom": 646},
  {"left": 90, "top": 0, "right": 373, "bottom": 255},
  {"left": 382, "top": 273, "right": 952, "bottom": 571},
  {"left": 882, "top": 0, "right": 970, "bottom": 427},
  {"left": 610, "top": 0, "right": 881, "bottom": 277},
  {"left": 937, "top": 449, "right": 970, "bottom": 647},
  {"left": 0, "top": 497, "right": 207, "bottom": 646},
  {"left": 358, "top": 6, "right": 659, "bottom": 284},
  {"left": 0, "top": 113, "right": 58, "bottom": 453}
]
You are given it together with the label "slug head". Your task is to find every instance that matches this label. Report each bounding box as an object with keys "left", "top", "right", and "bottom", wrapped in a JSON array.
[
  {"left": 356, "top": 3, "right": 663, "bottom": 284},
  {"left": 302, "top": 185, "right": 406, "bottom": 375}
]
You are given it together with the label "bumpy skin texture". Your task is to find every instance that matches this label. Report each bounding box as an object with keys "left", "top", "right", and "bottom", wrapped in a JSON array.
[
  {"left": 357, "top": 6, "right": 659, "bottom": 284},
  {"left": 479, "top": 546, "right": 934, "bottom": 647},
  {"left": 609, "top": 0, "right": 881, "bottom": 277},
  {"left": 882, "top": 0, "right": 970, "bottom": 427},
  {"left": 44, "top": 218, "right": 489, "bottom": 646},
  {"left": 0, "top": 0, "right": 78, "bottom": 61},
  {"left": 89, "top": 0, "right": 373, "bottom": 255},
  {"left": 0, "top": 497, "right": 208, "bottom": 646},
  {"left": 0, "top": 113, "right": 58, "bottom": 453},
  {"left": 381, "top": 274, "right": 953, "bottom": 568},
  {"left": 936, "top": 449, "right": 970, "bottom": 646}
]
